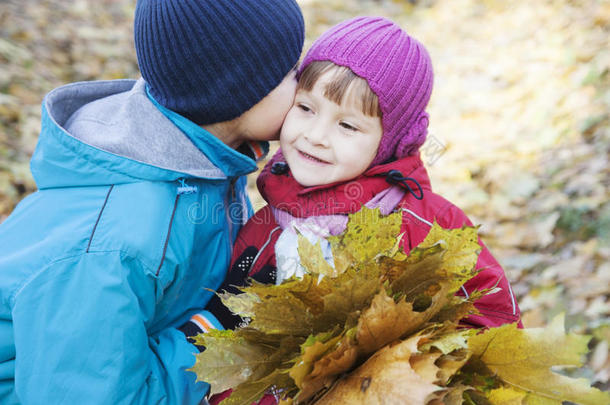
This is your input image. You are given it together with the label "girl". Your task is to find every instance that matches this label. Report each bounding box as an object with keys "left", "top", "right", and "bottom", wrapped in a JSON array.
[{"left": 201, "top": 16, "right": 521, "bottom": 343}]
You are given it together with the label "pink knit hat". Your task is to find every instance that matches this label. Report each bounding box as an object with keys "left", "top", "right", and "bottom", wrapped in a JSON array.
[{"left": 299, "top": 16, "right": 434, "bottom": 166}]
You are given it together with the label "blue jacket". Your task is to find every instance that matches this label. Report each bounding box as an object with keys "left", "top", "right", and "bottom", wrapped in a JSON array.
[{"left": 0, "top": 79, "right": 258, "bottom": 404}]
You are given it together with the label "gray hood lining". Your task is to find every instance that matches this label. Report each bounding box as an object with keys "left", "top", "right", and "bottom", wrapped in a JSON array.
[{"left": 45, "top": 79, "right": 225, "bottom": 179}]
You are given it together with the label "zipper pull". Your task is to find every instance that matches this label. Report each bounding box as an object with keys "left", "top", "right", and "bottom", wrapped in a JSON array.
[{"left": 177, "top": 178, "right": 198, "bottom": 195}]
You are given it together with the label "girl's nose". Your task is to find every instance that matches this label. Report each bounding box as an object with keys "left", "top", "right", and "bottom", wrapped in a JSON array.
[{"left": 303, "top": 121, "right": 329, "bottom": 146}]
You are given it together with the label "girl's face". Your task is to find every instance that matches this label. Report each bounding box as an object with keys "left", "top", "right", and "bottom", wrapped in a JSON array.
[{"left": 280, "top": 70, "right": 383, "bottom": 187}]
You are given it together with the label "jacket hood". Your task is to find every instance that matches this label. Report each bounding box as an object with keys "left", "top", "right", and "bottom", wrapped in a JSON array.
[
  {"left": 31, "top": 79, "right": 257, "bottom": 189},
  {"left": 257, "top": 151, "right": 432, "bottom": 218}
]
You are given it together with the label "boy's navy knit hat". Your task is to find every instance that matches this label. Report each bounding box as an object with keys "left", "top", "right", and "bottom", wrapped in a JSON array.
[{"left": 134, "top": 0, "right": 305, "bottom": 125}]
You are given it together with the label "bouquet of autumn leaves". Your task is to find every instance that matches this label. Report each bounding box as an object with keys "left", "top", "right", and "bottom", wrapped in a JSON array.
[{"left": 191, "top": 208, "right": 609, "bottom": 405}]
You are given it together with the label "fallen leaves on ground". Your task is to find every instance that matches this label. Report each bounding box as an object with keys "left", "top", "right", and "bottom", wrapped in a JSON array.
[{"left": 1, "top": 0, "right": 608, "bottom": 391}]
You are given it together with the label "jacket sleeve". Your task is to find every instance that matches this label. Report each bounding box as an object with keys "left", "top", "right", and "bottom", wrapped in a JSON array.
[
  {"left": 12, "top": 251, "right": 208, "bottom": 405},
  {"left": 436, "top": 204, "right": 522, "bottom": 328}
]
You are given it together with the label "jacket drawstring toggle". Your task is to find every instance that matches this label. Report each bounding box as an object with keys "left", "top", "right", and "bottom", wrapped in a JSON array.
[
  {"left": 384, "top": 169, "right": 424, "bottom": 200},
  {"left": 177, "top": 179, "right": 198, "bottom": 195},
  {"left": 270, "top": 161, "right": 289, "bottom": 175}
]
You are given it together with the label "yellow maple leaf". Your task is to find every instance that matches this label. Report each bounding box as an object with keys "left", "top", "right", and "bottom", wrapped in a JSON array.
[
  {"left": 219, "top": 290, "right": 260, "bottom": 319},
  {"left": 487, "top": 387, "right": 528, "bottom": 404},
  {"left": 245, "top": 276, "right": 331, "bottom": 317},
  {"left": 249, "top": 295, "right": 314, "bottom": 336},
  {"left": 327, "top": 207, "right": 403, "bottom": 263},
  {"left": 383, "top": 243, "right": 445, "bottom": 297},
  {"left": 314, "top": 266, "right": 381, "bottom": 331},
  {"left": 297, "top": 234, "right": 337, "bottom": 277},
  {"left": 468, "top": 314, "right": 610, "bottom": 405},
  {"left": 420, "top": 329, "right": 473, "bottom": 355},
  {"left": 189, "top": 330, "right": 276, "bottom": 396},
  {"left": 413, "top": 221, "right": 481, "bottom": 290},
  {"left": 221, "top": 369, "right": 294, "bottom": 405}
]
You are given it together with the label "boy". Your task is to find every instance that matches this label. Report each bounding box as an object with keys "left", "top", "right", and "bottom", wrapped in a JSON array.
[{"left": 0, "top": 0, "right": 304, "bottom": 403}]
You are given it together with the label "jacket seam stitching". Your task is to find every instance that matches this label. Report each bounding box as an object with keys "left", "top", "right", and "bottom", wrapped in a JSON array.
[
  {"left": 434, "top": 201, "right": 457, "bottom": 225},
  {"left": 474, "top": 305, "right": 519, "bottom": 316},
  {"left": 10, "top": 250, "right": 153, "bottom": 308},
  {"left": 250, "top": 226, "right": 282, "bottom": 274},
  {"left": 475, "top": 309, "right": 520, "bottom": 321},
  {"left": 466, "top": 274, "right": 517, "bottom": 316},
  {"left": 86, "top": 185, "right": 114, "bottom": 253}
]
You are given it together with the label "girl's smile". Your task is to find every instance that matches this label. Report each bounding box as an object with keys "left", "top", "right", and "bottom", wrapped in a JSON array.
[{"left": 296, "top": 149, "right": 331, "bottom": 165}]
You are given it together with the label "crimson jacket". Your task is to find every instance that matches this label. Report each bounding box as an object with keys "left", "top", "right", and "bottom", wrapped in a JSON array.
[{"left": 228, "top": 153, "right": 521, "bottom": 328}]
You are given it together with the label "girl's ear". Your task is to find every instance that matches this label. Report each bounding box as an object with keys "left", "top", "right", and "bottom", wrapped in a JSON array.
[{"left": 395, "top": 112, "right": 429, "bottom": 158}]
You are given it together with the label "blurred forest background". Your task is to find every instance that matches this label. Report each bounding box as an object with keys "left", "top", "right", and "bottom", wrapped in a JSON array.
[{"left": 0, "top": 0, "right": 608, "bottom": 390}]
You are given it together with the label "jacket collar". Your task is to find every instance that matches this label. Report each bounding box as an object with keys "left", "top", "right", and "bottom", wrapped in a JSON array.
[
  {"left": 257, "top": 152, "right": 431, "bottom": 218},
  {"left": 33, "top": 79, "right": 260, "bottom": 190}
]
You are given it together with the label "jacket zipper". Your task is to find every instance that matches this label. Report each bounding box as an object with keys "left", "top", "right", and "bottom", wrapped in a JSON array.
[
  {"left": 229, "top": 177, "right": 237, "bottom": 201},
  {"left": 225, "top": 177, "right": 240, "bottom": 257}
]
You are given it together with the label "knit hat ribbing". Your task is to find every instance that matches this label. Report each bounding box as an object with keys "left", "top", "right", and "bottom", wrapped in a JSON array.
[
  {"left": 299, "top": 17, "right": 433, "bottom": 165},
  {"left": 134, "top": 0, "right": 304, "bottom": 125}
]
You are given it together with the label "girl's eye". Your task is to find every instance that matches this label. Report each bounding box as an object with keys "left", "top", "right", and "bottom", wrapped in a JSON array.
[
  {"left": 339, "top": 121, "right": 358, "bottom": 132},
  {"left": 297, "top": 104, "right": 311, "bottom": 113}
]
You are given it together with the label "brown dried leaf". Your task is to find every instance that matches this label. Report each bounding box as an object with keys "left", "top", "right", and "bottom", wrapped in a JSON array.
[
  {"left": 297, "top": 335, "right": 359, "bottom": 404},
  {"left": 314, "top": 336, "right": 442, "bottom": 405},
  {"left": 355, "top": 289, "right": 431, "bottom": 355}
]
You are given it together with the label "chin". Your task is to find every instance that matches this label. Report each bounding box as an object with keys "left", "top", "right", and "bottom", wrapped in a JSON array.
[
  {"left": 291, "top": 171, "right": 321, "bottom": 187},
  {"left": 293, "top": 176, "right": 318, "bottom": 187}
]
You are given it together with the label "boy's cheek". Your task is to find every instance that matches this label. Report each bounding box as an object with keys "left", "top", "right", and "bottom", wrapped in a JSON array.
[{"left": 279, "top": 114, "right": 298, "bottom": 142}]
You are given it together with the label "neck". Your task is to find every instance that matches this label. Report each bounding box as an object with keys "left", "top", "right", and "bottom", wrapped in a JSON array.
[{"left": 202, "top": 121, "right": 243, "bottom": 149}]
